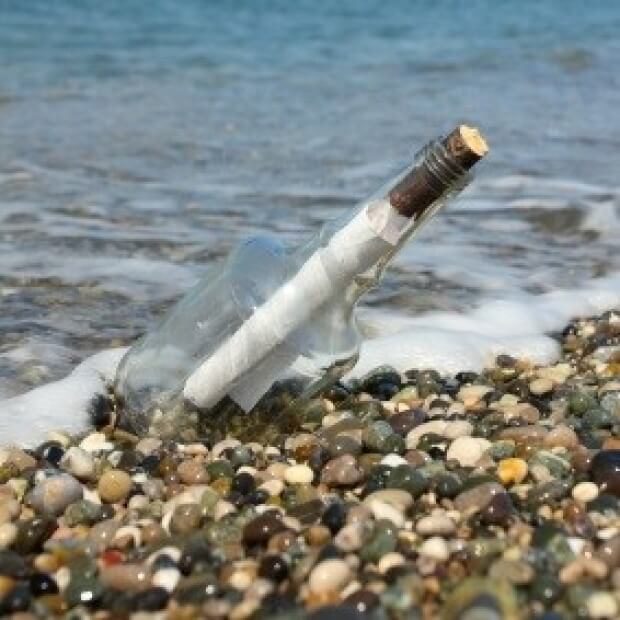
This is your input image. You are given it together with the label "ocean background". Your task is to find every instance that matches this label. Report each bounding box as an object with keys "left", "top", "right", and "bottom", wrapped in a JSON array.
[{"left": 1, "top": 0, "right": 619, "bottom": 398}]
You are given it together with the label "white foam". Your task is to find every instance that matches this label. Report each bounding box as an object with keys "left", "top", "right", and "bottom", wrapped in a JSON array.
[
  {"left": 1, "top": 273, "right": 619, "bottom": 446},
  {"left": 0, "top": 348, "right": 126, "bottom": 447},
  {"left": 351, "top": 272, "right": 620, "bottom": 378}
]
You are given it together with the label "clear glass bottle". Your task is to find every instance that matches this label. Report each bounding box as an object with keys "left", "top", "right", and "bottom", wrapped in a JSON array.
[{"left": 114, "top": 125, "right": 487, "bottom": 440}]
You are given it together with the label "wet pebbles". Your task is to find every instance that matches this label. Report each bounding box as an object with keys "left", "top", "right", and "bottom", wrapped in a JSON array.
[{"left": 0, "top": 310, "right": 619, "bottom": 618}]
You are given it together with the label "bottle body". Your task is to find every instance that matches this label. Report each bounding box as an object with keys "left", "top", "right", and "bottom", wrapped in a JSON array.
[{"left": 115, "top": 131, "right": 483, "bottom": 439}]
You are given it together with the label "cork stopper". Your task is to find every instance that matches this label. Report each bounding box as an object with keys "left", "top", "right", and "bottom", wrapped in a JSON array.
[{"left": 389, "top": 124, "right": 489, "bottom": 218}]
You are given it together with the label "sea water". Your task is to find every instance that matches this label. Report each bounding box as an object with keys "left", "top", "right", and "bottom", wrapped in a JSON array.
[{"left": 1, "top": 1, "right": 619, "bottom": 425}]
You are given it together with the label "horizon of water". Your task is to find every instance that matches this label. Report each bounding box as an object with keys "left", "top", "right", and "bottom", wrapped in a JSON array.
[{"left": 1, "top": 0, "right": 620, "bottom": 399}]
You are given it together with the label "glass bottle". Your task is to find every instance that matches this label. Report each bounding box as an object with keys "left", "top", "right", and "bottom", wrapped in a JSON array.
[{"left": 114, "top": 125, "right": 488, "bottom": 440}]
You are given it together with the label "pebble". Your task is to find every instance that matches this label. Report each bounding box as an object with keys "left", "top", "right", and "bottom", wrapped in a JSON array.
[
  {"left": 59, "top": 447, "right": 95, "bottom": 480},
  {"left": 308, "top": 559, "right": 352, "bottom": 594},
  {"left": 0, "top": 523, "right": 18, "bottom": 549},
  {"left": 446, "top": 436, "right": 491, "bottom": 467},
  {"left": 363, "top": 489, "right": 413, "bottom": 513},
  {"left": 497, "top": 458, "right": 528, "bottom": 486},
  {"left": 443, "top": 420, "right": 474, "bottom": 440},
  {"left": 152, "top": 566, "right": 181, "bottom": 592},
  {"left": 380, "top": 454, "right": 408, "bottom": 468},
  {"left": 135, "top": 437, "right": 162, "bottom": 456},
  {"left": 419, "top": 536, "right": 449, "bottom": 561},
  {"left": 100, "top": 563, "right": 151, "bottom": 592},
  {"left": 321, "top": 455, "right": 364, "bottom": 486},
  {"left": 365, "top": 498, "right": 405, "bottom": 528},
  {"left": 416, "top": 513, "right": 456, "bottom": 536},
  {"left": 529, "top": 378, "right": 553, "bottom": 395},
  {"left": 586, "top": 591, "right": 618, "bottom": 618},
  {"left": 590, "top": 450, "right": 620, "bottom": 497},
  {"left": 572, "top": 481, "right": 599, "bottom": 503},
  {"left": 334, "top": 522, "right": 365, "bottom": 552},
  {"left": 0, "top": 448, "right": 36, "bottom": 472},
  {"left": 170, "top": 503, "right": 202, "bottom": 534},
  {"left": 543, "top": 424, "right": 579, "bottom": 449},
  {"left": 79, "top": 432, "right": 114, "bottom": 452},
  {"left": 284, "top": 464, "right": 314, "bottom": 485},
  {"left": 454, "top": 482, "right": 506, "bottom": 514},
  {"left": 457, "top": 385, "right": 492, "bottom": 407},
  {"left": 28, "top": 473, "right": 83, "bottom": 516},
  {"left": 243, "top": 511, "right": 286, "bottom": 545},
  {"left": 177, "top": 460, "right": 209, "bottom": 485},
  {"left": 98, "top": 469, "right": 132, "bottom": 503}
]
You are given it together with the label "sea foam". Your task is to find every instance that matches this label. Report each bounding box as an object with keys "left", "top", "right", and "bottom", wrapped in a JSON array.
[{"left": 1, "top": 273, "right": 619, "bottom": 447}]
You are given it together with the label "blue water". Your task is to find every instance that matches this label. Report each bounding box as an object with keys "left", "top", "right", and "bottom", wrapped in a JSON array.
[{"left": 1, "top": 0, "right": 619, "bottom": 396}]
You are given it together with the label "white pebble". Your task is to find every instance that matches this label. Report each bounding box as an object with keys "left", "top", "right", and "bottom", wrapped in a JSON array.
[
  {"left": 258, "top": 479, "right": 284, "bottom": 497},
  {"left": 377, "top": 552, "right": 405, "bottom": 574},
  {"left": 365, "top": 499, "right": 405, "bottom": 528},
  {"left": 79, "top": 432, "right": 113, "bottom": 453},
  {"left": 529, "top": 378, "right": 553, "bottom": 395},
  {"left": 309, "top": 559, "right": 352, "bottom": 594},
  {"left": 152, "top": 567, "right": 181, "bottom": 592},
  {"left": 60, "top": 447, "right": 94, "bottom": 480},
  {"left": 283, "top": 464, "right": 314, "bottom": 485},
  {"left": 380, "top": 454, "right": 408, "bottom": 468},
  {"left": 586, "top": 591, "right": 618, "bottom": 619},
  {"left": 214, "top": 500, "right": 237, "bottom": 521},
  {"left": 419, "top": 536, "right": 449, "bottom": 561},
  {"left": 572, "top": 481, "right": 599, "bottom": 504},
  {"left": 443, "top": 420, "right": 474, "bottom": 440},
  {"left": 416, "top": 513, "right": 456, "bottom": 537},
  {"left": 457, "top": 385, "right": 492, "bottom": 407},
  {"left": 446, "top": 436, "right": 491, "bottom": 467}
]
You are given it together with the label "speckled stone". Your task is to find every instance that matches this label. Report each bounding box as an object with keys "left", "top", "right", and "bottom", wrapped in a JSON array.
[
  {"left": 170, "top": 503, "right": 202, "bottom": 535},
  {"left": 98, "top": 469, "right": 132, "bottom": 503},
  {"left": 321, "top": 455, "right": 364, "bottom": 487},
  {"left": 454, "top": 482, "right": 506, "bottom": 515},
  {"left": 177, "top": 460, "right": 209, "bottom": 485}
]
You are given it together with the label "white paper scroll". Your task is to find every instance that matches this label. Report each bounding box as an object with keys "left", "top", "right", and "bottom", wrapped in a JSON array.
[{"left": 183, "top": 200, "right": 409, "bottom": 410}]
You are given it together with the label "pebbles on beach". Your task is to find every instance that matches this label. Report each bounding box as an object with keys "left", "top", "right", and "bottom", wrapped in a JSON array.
[{"left": 0, "top": 310, "right": 618, "bottom": 617}]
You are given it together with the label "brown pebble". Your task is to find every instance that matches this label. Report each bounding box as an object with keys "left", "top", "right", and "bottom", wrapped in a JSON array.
[
  {"left": 243, "top": 511, "right": 286, "bottom": 545},
  {"left": 141, "top": 522, "right": 168, "bottom": 545},
  {"left": 171, "top": 503, "right": 202, "bottom": 535},
  {"left": 98, "top": 469, "right": 132, "bottom": 503},
  {"left": 305, "top": 525, "right": 331, "bottom": 546},
  {"left": 267, "top": 530, "right": 297, "bottom": 553},
  {"left": 177, "top": 460, "right": 209, "bottom": 485},
  {"left": 544, "top": 424, "right": 579, "bottom": 449},
  {"left": 603, "top": 437, "right": 620, "bottom": 450},
  {"left": 320, "top": 454, "right": 364, "bottom": 487},
  {"left": 100, "top": 563, "right": 152, "bottom": 592}
]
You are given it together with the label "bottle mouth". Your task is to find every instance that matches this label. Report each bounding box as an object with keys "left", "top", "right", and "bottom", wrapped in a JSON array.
[{"left": 388, "top": 124, "right": 488, "bottom": 218}]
